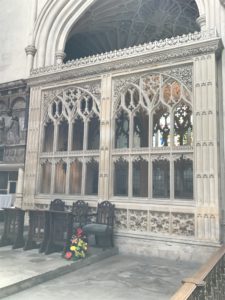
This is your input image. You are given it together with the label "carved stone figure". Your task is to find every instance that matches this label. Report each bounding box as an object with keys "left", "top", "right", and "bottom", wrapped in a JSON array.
[{"left": 5, "top": 113, "right": 20, "bottom": 144}]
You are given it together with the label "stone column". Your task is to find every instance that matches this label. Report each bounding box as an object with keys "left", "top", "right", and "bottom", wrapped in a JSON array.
[
  {"left": 98, "top": 74, "right": 112, "bottom": 201},
  {"left": 14, "top": 168, "right": 24, "bottom": 208},
  {"left": 194, "top": 53, "right": 220, "bottom": 242},
  {"left": 23, "top": 87, "right": 42, "bottom": 209},
  {"left": 25, "top": 45, "right": 37, "bottom": 75},
  {"left": 55, "top": 51, "right": 66, "bottom": 65}
]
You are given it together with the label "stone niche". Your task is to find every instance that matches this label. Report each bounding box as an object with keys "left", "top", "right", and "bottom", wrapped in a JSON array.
[{"left": 0, "top": 79, "right": 28, "bottom": 164}]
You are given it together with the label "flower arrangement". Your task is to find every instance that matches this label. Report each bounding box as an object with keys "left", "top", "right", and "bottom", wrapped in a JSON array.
[{"left": 63, "top": 228, "right": 88, "bottom": 261}]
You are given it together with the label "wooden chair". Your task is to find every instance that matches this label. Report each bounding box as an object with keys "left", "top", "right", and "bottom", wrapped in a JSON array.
[
  {"left": 44, "top": 199, "right": 73, "bottom": 254},
  {"left": 72, "top": 200, "right": 89, "bottom": 231},
  {"left": 83, "top": 201, "right": 115, "bottom": 248}
]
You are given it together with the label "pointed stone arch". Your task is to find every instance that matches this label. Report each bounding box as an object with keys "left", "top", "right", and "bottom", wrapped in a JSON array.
[{"left": 31, "top": 0, "right": 206, "bottom": 68}]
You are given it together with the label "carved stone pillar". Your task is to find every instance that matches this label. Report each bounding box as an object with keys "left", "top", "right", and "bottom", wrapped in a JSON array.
[
  {"left": 25, "top": 45, "right": 37, "bottom": 75},
  {"left": 99, "top": 74, "right": 112, "bottom": 201},
  {"left": 55, "top": 51, "right": 66, "bottom": 65},
  {"left": 14, "top": 168, "right": 24, "bottom": 208},
  {"left": 23, "top": 87, "right": 42, "bottom": 209},
  {"left": 194, "top": 54, "right": 220, "bottom": 242}
]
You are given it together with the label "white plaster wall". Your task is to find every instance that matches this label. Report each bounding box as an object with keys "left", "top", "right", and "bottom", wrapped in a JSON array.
[{"left": 0, "top": 0, "right": 33, "bottom": 83}]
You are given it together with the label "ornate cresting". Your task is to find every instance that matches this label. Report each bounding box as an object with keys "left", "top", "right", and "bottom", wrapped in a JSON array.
[{"left": 171, "top": 245, "right": 225, "bottom": 300}]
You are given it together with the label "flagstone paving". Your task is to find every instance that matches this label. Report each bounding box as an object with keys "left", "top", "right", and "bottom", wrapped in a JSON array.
[{"left": 1, "top": 252, "right": 201, "bottom": 300}]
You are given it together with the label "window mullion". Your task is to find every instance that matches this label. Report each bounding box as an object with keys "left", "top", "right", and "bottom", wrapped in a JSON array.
[
  {"left": 81, "top": 159, "right": 86, "bottom": 196},
  {"left": 129, "top": 158, "right": 132, "bottom": 198},
  {"left": 51, "top": 160, "right": 56, "bottom": 194},
  {"left": 83, "top": 120, "right": 88, "bottom": 151},
  {"left": 53, "top": 122, "right": 58, "bottom": 152},
  {"left": 170, "top": 156, "right": 174, "bottom": 200}
]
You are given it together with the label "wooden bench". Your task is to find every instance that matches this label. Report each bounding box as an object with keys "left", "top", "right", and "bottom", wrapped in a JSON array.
[{"left": 83, "top": 201, "right": 115, "bottom": 248}]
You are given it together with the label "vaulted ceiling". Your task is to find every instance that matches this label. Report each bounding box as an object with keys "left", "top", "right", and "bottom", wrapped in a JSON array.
[{"left": 65, "top": 0, "right": 199, "bottom": 61}]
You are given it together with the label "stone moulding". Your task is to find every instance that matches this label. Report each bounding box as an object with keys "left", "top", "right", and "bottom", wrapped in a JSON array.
[{"left": 28, "top": 29, "right": 222, "bottom": 86}]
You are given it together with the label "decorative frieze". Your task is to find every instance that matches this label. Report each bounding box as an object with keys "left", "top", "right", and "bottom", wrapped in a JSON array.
[
  {"left": 114, "top": 209, "right": 127, "bottom": 230},
  {"left": 129, "top": 210, "right": 148, "bottom": 232},
  {"left": 114, "top": 208, "right": 196, "bottom": 237},
  {"left": 172, "top": 213, "right": 195, "bottom": 236},
  {"left": 150, "top": 211, "right": 170, "bottom": 234}
]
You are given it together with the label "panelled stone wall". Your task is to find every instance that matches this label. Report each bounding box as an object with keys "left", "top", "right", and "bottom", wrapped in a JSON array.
[{"left": 23, "top": 30, "right": 223, "bottom": 258}]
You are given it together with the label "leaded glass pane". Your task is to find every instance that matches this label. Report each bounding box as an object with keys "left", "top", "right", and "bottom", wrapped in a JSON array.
[
  {"left": 57, "top": 120, "right": 68, "bottom": 151},
  {"left": 41, "top": 162, "right": 52, "bottom": 194},
  {"left": 85, "top": 160, "right": 99, "bottom": 195},
  {"left": 72, "top": 118, "right": 84, "bottom": 150},
  {"left": 69, "top": 160, "right": 82, "bottom": 194},
  {"left": 174, "top": 103, "right": 192, "bottom": 146},
  {"left": 152, "top": 160, "right": 170, "bottom": 198},
  {"left": 87, "top": 115, "right": 100, "bottom": 150},
  {"left": 54, "top": 161, "right": 67, "bottom": 194},
  {"left": 43, "top": 121, "right": 54, "bottom": 152},
  {"left": 114, "top": 159, "right": 128, "bottom": 196},
  {"left": 133, "top": 159, "right": 148, "bottom": 197},
  {"left": 153, "top": 106, "right": 170, "bottom": 147},
  {"left": 115, "top": 110, "right": 129, "bottom": 148},
  {"left": 133, "top": 109, "right": 149, "bottom": 148},
  {"left": 174, "top": 157, "right": 193, "bottom": 199}
]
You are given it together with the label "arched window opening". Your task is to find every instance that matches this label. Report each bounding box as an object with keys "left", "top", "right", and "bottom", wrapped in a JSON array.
[
  {"left": 43, "top": 121, "right": 54, "bottom": 152},
  {"left": 85, "top": 159, "right": 99, "bottom": 195},
  {"left": 72, "top": 117, "right": 84, "bottom": 150},
  {"left": 152, "top": 159, "right": 170, "bottom": 198},
  {"left": 64, "top": 0, "right": 199, "bottom": 61},
  {"left": 153, "top": 105, "right": 170, "bottom": 147},
  {"left": 174, "top": 103, "right": 192, "bottom": 146},
  {"left": 133, "top": 158, "right": 148, "bottom": 197},
  {"left": 40, "top": 161, "right": 52, "bottom": 194},
  {"left": 114, "top": 158, "right": 128, "bottom": 196},
  {"left": 115, "top": 110, "right": 129, "bottom": 148},
  {"left": 133, "top": 108, "right": 149, "bottom": 148},
  {"left": 57, "top": 120, "right": 68, "bottom": 151},
  {"left": 87, "top": 115, "right": 100, "bottom": 150},
  {"left": 69, "top": 160, "right": 82, "bottom": 194},
  {"left": 54, "top": 160, "right": 67, "bottom": 194},
  {"left": 174, "top": 157, "right": 193, "bottom": 199}
]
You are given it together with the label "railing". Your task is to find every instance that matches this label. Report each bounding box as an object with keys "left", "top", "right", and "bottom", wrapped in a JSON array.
[{"left": 171, "top": 245, "right": 225, "bottom": 300}]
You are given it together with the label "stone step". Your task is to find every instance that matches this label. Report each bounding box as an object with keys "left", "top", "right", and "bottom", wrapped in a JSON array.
[{"left": 0, "top": 246, "right": 118, "bottom": 299}]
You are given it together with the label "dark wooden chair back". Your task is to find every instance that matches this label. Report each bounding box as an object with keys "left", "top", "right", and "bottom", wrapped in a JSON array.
[
  {"left": 96, "top": 201, "right": 115, "bottom": 226},
  {"left": 72, "top": 200, "right": 88, "bottom": 227},
  {"left": 50, "top": 199, "right": 65, "bottom": 211}
]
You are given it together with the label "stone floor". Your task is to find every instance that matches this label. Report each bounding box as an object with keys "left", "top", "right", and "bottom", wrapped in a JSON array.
[{"left": 0, "top": 247, "right": 201, "bottom": 300}]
